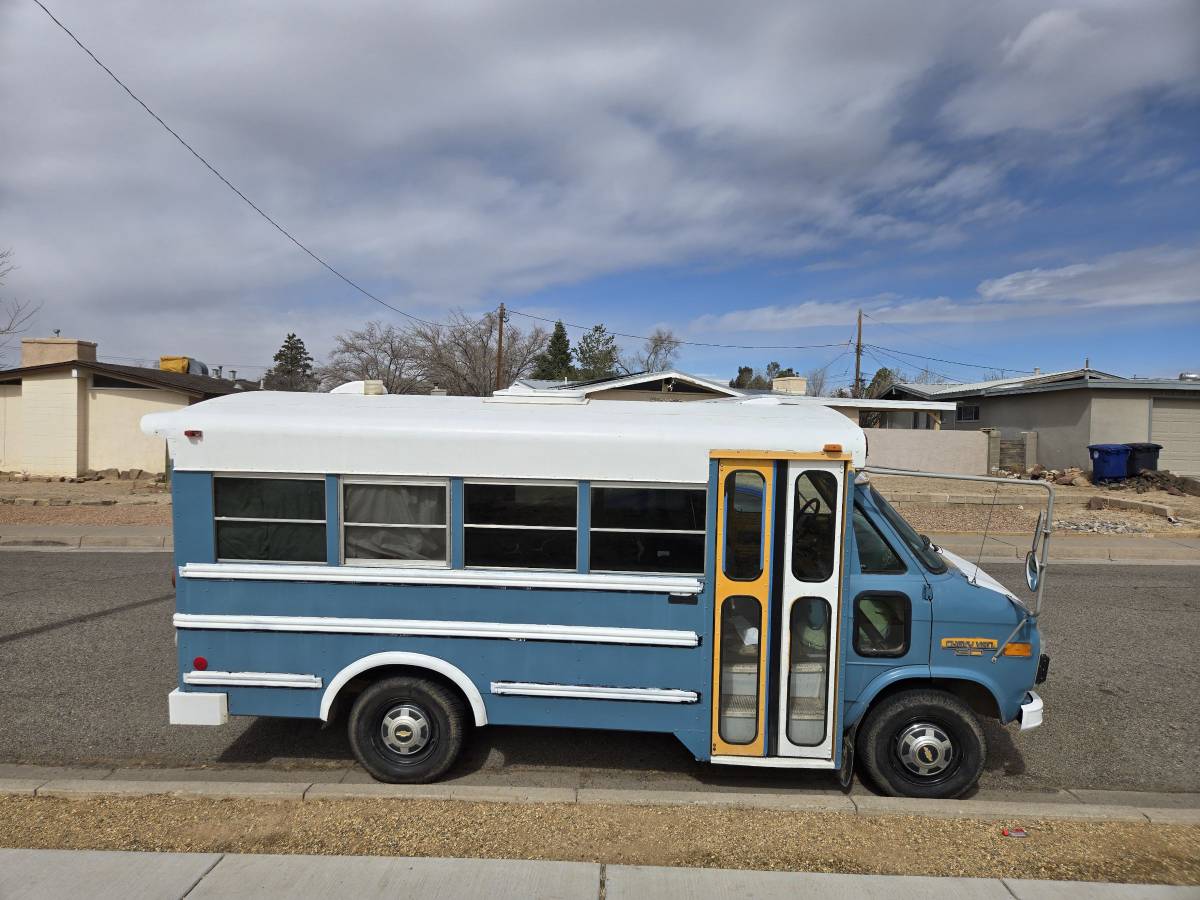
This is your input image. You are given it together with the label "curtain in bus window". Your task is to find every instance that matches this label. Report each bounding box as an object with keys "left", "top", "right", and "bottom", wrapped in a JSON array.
[
  {"left": 787, "top": 597, "right": 831, "bottom": 746},
  {"left": 216, "top": 521, "right": 326, "bottom": 562},
  {"left": 791, "top": 470, "right": 838, "bottom": 582},
  {"left": 215, "top": 478, "right": 324, "bottom": 520},
  {"left": 343, "top": 483, "right": 448, "bottom": 564},
  {"left": 214, "top": 477, "right": 326, "bottom": 562}
]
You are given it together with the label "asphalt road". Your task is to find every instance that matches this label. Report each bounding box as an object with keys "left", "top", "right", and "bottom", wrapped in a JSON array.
[{"left": 1, "top": 552, "right": 1197, "bottom": 795}]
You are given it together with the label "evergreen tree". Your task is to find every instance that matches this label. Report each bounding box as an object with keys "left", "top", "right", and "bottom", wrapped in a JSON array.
[
  {"left": 264, "top": 333, "right": 316, "bottom": 391},
  {"left": 531, "top": 320, "right": 574, "bottom": 380},
  {"left": 574, "top": 324, "right": 620, "bottom": 380}
]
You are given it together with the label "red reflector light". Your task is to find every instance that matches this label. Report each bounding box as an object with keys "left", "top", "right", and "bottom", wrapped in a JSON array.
[
  {"left": 184, "top": 429, "right": 202, "bottom": 439},
  {"left": 193, "top": 656, "right": 208, "bottom": 671}
]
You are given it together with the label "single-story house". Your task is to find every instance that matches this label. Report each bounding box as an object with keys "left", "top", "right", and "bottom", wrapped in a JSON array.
[
  {"left": 885, "top": 368, "right": 1200, "bottom": 476},
  {"left": 497, "top": 370, "right": 991, "bottom": 474},
  {"left": 0, "top": 337, "right": 254, "bottom": 476},
  {"left": 500, "top": 369, "right": 956, "bottom": 425}
]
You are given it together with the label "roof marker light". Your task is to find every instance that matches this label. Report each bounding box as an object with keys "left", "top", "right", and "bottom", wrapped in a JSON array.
[
  {"left": 184, "top": 429, "right": 202, "bottom": 439},
  {"left": 823, "top": 443, "right": 843, "bottom": 453}
]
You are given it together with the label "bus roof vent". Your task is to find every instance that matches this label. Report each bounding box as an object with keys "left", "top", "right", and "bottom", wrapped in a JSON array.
[{"left": 330, "top": 380, "right": 387, "bottom": 395}]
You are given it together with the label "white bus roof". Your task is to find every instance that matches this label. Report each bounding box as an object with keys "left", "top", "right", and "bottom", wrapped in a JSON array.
[{"left": 142, "top": 391, "right": 866, "bottom": 483}]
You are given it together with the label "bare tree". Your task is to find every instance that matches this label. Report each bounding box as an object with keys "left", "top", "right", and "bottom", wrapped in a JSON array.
[
  {"left": 0, "top": 249, "right": 39, "bottom": 367},
  {"left": 317, "top": 321, "right": 428, "bottom": 394},
  {"left": 805, "top": 366, "right": 828, "bottom": 397},
  {"left": 409, "top": 309, "right": 548, "bottom": 396},
  {"left": 620, "top": 327, "right": 681, "bottom": 374}
]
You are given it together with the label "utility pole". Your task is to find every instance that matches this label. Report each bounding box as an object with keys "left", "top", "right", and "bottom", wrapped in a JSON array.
[
  {"left": 853, "top": 308, "right": 863, "bottom": 398},
  {"left": 494, "top": 302, "right": 506, "bottom": 391}
]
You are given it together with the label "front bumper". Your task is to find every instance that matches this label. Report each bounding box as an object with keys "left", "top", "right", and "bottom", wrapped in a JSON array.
[{"left": 1018, "top": 690, "right": 1043, "bottom": 731}]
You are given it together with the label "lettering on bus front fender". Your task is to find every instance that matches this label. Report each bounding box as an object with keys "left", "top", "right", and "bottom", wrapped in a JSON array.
[{"left": 940, "top": 637, "right": 999, "bottom": 657}]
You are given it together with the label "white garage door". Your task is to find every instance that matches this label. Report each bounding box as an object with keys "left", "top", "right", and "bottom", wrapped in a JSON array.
[{"left": 1151, "top": 397, "right": 1200, "bottom": 477}]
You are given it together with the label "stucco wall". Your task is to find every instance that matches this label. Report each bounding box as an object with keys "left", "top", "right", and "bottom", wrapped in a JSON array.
[
  {"left": 1089, "top": 394, "right": 1151, "bottom": 445},
  {"left": 864, "top": 428, "right": 988, "bottom": 474},
  {"left": 946, "top": 390, "right": 1092, "bottom": 469},
  {"left": 20, "top": 370, "right": 85, "bottom": 476},
  {"left": 87, "top": 385, "right": 188, "bottom": 472},
  {"left": 0, "top": 383, "right": 21, "bottom": 470}
]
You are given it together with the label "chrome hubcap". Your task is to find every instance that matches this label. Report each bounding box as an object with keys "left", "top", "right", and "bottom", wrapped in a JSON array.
[
  {"left": 380, "top": 704, "right": 431, "bottom": 756},
  {"left": 897, "top": 722, "right": 954, "bottom": 777}
]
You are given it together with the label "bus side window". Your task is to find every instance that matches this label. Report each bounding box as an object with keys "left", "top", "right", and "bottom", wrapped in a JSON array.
[
  {"left": 852, "top": 505, "right": 906, "bottom": 575},
  {"left": 854, "top": 592, "right": 910, "bottom": 657}
]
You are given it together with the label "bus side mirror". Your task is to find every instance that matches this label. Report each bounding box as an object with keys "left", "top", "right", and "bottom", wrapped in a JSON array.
[{"left": 1025, "top": 550, "right": 1041, "bottom": 592}]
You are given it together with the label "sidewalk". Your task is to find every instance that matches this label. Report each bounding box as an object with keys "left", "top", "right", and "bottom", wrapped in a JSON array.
[
  {"left": 2, "top": 765, "right": 1198, "bottom": 823},
  {"left": 2, "top": 524, "right": 1196, "bottom": 563},
  {"left": 1, "top": 848, "right": 1195, "bottom": 899}
]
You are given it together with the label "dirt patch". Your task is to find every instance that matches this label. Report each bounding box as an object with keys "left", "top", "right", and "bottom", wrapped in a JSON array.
[
  {"left": 0, "top": 478, "right": 171, "bottom": 526},
  {"left": 0, "top": 796, "right": 1196, "bottom": 884},
  {"left": 872, "top": 475, "right": 1200, "bottom": 534}
]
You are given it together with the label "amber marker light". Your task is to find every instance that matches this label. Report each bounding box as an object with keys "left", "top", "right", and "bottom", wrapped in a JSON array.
[
  {"left": 1002, "top": 643, "right": 1033, "bottom": 657},
  {"left": 823, "top": 443, "right": 843, "bottom": 453}
]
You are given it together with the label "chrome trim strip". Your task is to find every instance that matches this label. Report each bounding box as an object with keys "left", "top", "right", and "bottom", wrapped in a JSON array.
[
  {"left": 180, "top": 562, "right": 703, "bottom": 595},
  {"left": 182, "top": 670, "right": 323, "bottom": 689},
  {"left": 490, "top": 681, "right": 698, "bottom": 703},
  {"left": 174, "top": 613, "right": 700, "bottom": 647},
  {"left": 709, "top": 755, "right": 837, "bottom": 769}
]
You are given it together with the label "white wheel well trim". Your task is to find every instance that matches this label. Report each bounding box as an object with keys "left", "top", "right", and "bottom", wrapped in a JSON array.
[{"left": 319, "top": 652, "right": 488, "bottom": 726}]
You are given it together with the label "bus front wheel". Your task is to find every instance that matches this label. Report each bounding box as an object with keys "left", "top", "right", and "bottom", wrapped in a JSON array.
[
  {"left": 348, "top": 676, "right": 467, "bottom": 783},
  {"left": 857, "top": 689, "right": 985, "bottom": 799}
]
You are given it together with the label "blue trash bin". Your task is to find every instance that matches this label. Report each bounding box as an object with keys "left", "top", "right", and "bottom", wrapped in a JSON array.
[{"left": 1088, "top": 444, "right": 1131, "bottom": 483}]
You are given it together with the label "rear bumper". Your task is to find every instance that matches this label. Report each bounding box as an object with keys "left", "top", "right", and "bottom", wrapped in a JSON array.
[
  {"left": 168, "top": 688, "right": 228, "bottom": 726},
  {"left": 1018, "top": 690, "right": 1043, "bottom": 731}
]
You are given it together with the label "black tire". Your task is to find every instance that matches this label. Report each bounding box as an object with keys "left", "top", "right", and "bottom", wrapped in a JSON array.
[
  {"left": 348, "top": 676, "right": 467, "bottom": 783},
  {"left": 856, "top": 689, "right": 985, "bottom": 799}
]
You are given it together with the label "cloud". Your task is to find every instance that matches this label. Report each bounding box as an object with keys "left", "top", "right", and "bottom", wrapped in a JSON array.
[
  {"left": 0, "top": 1, "right": 1197, "bottom": 368},
  {"left": 690, "top": 244, "right": 1200, "bottom": 333}
]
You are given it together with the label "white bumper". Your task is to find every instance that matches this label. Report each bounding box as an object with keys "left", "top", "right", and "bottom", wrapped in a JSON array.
[
  {"left": 1018, "top": 690, "right": 1043, "bottom": 731},
  {"left": 169, "top": 688, "right": 228, "bottom": 726}
]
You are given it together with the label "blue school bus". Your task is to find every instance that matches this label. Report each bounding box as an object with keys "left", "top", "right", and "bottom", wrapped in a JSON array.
[{"left": 143, "top": 388, "right": 1050, "bottom": 798}]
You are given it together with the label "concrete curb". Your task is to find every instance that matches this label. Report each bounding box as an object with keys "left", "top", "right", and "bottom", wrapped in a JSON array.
[{"left": 2, "top": 772, "right": 1196, "bottom": 825}]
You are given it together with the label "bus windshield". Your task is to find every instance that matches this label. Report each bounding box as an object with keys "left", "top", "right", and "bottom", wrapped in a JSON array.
[{"left": 868, "top": 485, "right": 947, "bottom": 574}]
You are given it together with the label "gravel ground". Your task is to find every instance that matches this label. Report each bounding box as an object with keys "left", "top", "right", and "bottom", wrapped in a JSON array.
[
  {"left": 0, "top": 504, "right": 172, "bottom": 525},
  {"left": 1, "top": 796, "right": 1197, "bottom": 884}
]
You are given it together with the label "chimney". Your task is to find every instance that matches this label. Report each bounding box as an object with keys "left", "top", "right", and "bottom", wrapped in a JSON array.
[
  {"left": 1033, "top": 367, "right": 1040, "bottom": 375},
  {"left": 771, "top": 375, "right": 808, "bottom": 395},
  {"left": 21, "top": 337, "right": 97, "bottom": 367},
  {"left": 229, "top": 370, "right": 237, "bottom": 381}
]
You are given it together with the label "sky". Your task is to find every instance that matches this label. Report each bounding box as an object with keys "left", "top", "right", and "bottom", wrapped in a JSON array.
[{"left": 1, "top": 0, "right": 1198, "bottom": 388}]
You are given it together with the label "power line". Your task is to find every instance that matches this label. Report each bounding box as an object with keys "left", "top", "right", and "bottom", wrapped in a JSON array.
[
  {"left": 30, "top": 0, "right": 450, "bottom": 329},
  {"left": 866, "top": 342, "right": 1034, "bottom": 375},
  {"left": 865, "top": 345, "right": 963, "bottom": 384},
  {"left": 505, "top": 307, "right": 851, "bottom": 352}
]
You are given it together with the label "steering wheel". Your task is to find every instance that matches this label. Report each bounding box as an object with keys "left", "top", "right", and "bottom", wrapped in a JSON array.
[{"left": 797, "top": 497, "right": 820, "bottom": 518}]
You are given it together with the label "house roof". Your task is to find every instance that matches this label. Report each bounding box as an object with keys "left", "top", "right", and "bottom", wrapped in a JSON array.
[
  {"left": 889, "top": 367, "right": 1200, "bottom": 401},
  {"left": 502, "top": 369, "right": 954, "bottom": 412},
  {"left": 143, "top": 390, "right": 867, "bottom": 482},
  {"left": 0, "top": 359, "right": 254, "bottom": 398},
  {"left": 502, "top": 369, "right": 741, "bottom": 399}
]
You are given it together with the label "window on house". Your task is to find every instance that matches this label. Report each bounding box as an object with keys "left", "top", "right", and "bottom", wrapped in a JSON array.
[
  {"left": 854, "top": 592, "right": 911, "bottom": 657},
  {"left": 464, "top": 482, "right": 577, "bottom": 569},
  {"left": 343, "top": 480, "right": 448, "bottom": 565},
  {"left": 590, "top": 485, "right": 706, "bottom": 574},
  {"left": 956, "top": 404, "right": 980, "bottom": 422},
  {"left": 214, "top": 476, "right": 326, "bottom": 562}
]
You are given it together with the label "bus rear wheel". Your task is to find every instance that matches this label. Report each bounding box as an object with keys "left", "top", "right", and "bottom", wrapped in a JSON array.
[
  {"left": 348, "top": 676, "right": 466, "bottom": 783},
  {"left": 857, "top": 689, "right": 985, "bottom": 799}
]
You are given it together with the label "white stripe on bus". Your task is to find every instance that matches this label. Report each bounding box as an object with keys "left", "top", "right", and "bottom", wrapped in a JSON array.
[{"left": 173, "top": 613, "right": 700, "bottom": 647}]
